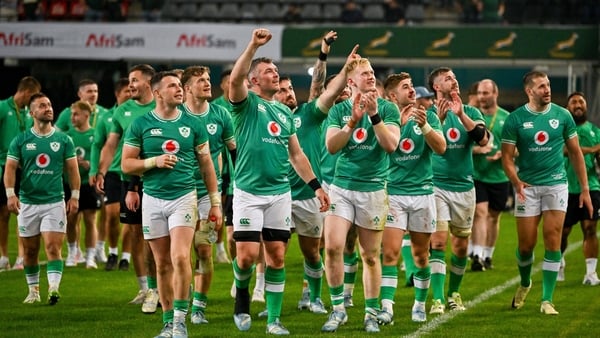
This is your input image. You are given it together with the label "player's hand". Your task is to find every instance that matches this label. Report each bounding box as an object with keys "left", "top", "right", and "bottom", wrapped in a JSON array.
[
  {"left": 315, "top": 188, "right": 330, "bottom": 212},
  {"left": 321, "top": 30, "right": 338, "bottom": 54},
  {"left": 436, "top": 98, "right": 450, "bottom": 123},
  {"left": 579, "top": 189, "right": 593, "bottom": 218},
  {"left": 125, "top": 191, "right": 140, "bottom": 211},
  {"left": 515, "top": 180, "right": 530, "bottom": 203},
  {"left": 7, "top": 196, "right": 20, "bottom": 215},
  {"left": 156, "top": 154, "right": 178, "bottom": 169},
  {"left": 88, "top": 175, "right": 97, "bottom": 187},
  {"left": 252, "top": 28, "right": 272, "bottom": 47},
  {"left": 66, "top": 198, "right": 79, "bottom": 216},
  {"left": 208, "top": 206, "right": 223, "bottom": 231},
  {"left": 411, "top": 104, "right": 427, "bottom": 127},
  {"left": 345, "top": 44, "right": 360, "bottom": 65},
  {"left": 448, "top": 91, "right": 464, "bottom": 117},
  {"left": 95, "top": 174, "right": 105, "bottom": 194}
]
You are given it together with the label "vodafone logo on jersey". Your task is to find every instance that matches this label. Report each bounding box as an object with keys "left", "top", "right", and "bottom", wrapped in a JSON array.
[
  {"left": 267, "top": 121, "right": 281, "bottom": 137},
  {"left": 162, "top": 140, "right": 180, "bottom": 154},
  {"left": 446, "top": 128, "right": 460, "bottom": 143},
  {"left": 36, "top": 153, "right": 51, "bottom": 168},
  {"left": 399, "top": 138, "right": 415, "bottom": 153},
  {"left": 352, "top": 128, "right": 367, "bottom": 144},
  {"left": 534, "top": 131, "right": 549, "bottom": 145}
]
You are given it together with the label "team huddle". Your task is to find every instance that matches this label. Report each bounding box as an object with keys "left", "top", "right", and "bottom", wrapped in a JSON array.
[{"left": 1, "top": 28, "right": 599, "bottom": 337}]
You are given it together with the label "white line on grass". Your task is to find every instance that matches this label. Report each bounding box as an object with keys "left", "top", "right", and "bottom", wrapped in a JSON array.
[{"left": 404, "top": 239, "right": 584, "bottom": 338}]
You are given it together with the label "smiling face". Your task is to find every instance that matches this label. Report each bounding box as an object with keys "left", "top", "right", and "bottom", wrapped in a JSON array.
[
  {"left": 155, "top": 75, "right": 184, "bottom": 107},
  {"left": 526, "top": 75, "right": 551, "bottom": 107},
  {"left": 186, "top": 71, "right": 212, "bottom": 102},
  {"left": 348, "top": 60, "right": 376, "bottom": 95},
  {"left": 567, "top": 93, "right": 587, "bottom": 125},
  {"left": 432, "top": 70, "right": 460, "bottom": 100},
  {"left": 249, "top": 60, "right": 280, "bottom": 97},
  {"left": 275, "top": 78, "right": 297, "bottom": 110},
  {"left": 30, "top": 95, "right": 53, "bottom": 123},
  {"left": 129, "top": 70, "right": 152, "bottom": 101},
  {"left": 387, "top": 76, "right": 415, "bottom": 108}
]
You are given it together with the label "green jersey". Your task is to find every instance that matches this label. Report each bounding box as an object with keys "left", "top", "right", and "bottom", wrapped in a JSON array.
[
  {"left": 212, "top": 94, "right": 235, "bottom": 195},
  {"left": 55, "top": 104, "right": 107, "bottom": 131},
  {"left": 289, "top": 100, "right": 327, "bottom": 200},
  {"left": 565, "top": 121, "right": 600, "bottom": 193},
  {"left": 0, "top": 96, "right": 33, "bottom": 166},
  {"left": 180, "top": 103, "right": 234, "bottom": 198},
  {"left": 7, "top": 127, "right": 76, "bottom": 204},
  {"left": 231, "top": 92, "right": 296, "bottom": 195},
  {"left": 211, "top": 95, "right": 231, "bottom": 110},
  {"left": 388, "top": 110, "right": 443, "bottom": 195},
  {"left": 327, "top": 98, "right": 401, "bottom": 192},
  {"left": 89, "top": 108, "right": 115, "bottom": 176},
  {"left": 111, "top": 99, "right": 156, "bottom": 180},
  {"left": 320, "top": 117, "right": 339, "bottom": 186},
  {"left": 502, "top": 103, "right": 577, "bottom": 186},
  {"left": 124, "top": 110, "right": 209, "bottom": 200},
  {"left": 66, "top": 127, "right": 95, "bottom": 182},
  {"left": 472, "top": 107, "right": 510, "bottom": 183},
  {"left": 432, "top": 104, "right": 485, "bottom": 192}
]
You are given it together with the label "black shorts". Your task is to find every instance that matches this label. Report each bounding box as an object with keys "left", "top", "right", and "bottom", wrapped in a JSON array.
[
  {"left": 104, "top": 172, "right": 122, "bottom": 204},
  {"left": 564, "top": 191, "right": 600, "bottom": 227},
  {"left": 65, "top": 184, "right": 101, "bottom": 211},
  {"left": 474, "top": 180, "right": 510, "bottom": 212},
  {"left": 0, "top": 166, "right": 21, "bottom": 205},
  {"left": 224, "top": 193, "right": 233, "bottom": 226},
  {"left": 120, "top": 180, "right": 142, "bottom": 224}
]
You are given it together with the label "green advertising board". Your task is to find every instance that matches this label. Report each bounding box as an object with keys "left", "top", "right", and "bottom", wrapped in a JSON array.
[{"left": 282, "top": 26, "right": 598, "bottom": 61}]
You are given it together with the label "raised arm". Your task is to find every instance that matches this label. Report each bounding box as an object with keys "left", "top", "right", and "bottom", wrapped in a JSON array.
[
  {"left": 308, "top": 30, "right": 337, "bottom": 101},
  {"left": 317, "top": 44, "right": 360, "bottom": 112},
  {"left": 229, "top": 28, "right": 272, "bottom": 103}
]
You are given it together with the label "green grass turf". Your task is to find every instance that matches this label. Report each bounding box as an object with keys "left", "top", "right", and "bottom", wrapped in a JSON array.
[{"left": 0, "top": 212, "right": 598, "bottom": 337}]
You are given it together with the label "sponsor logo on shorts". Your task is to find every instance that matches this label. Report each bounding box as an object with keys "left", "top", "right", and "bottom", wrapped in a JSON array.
[
  {"left": 185, "top": 213, "right": 192, "bottom": 223},
  {"left": 143, "top": 226, "right": 150, "bottom": 234},
  {"left": 239, "top": 218, "right": 250, "bottom": 226}
]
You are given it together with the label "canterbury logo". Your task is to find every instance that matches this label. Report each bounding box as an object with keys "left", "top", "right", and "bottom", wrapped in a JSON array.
[{"left": 239, "top": 218, "right": 251, "bottom": 225}]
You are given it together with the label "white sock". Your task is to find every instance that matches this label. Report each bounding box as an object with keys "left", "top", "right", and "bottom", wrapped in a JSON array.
[
  {"left": 121, "top": 252, "right": 131, "bottom": 262},
  {"left": 138, "top": 276, "right": 148, "bottom": 291},
  {"left": 586, "top": 258, "right": 597, "bottom": 275},
  {"left": 381, "top": 299, "right": 394, "bottom": 314},
  {"left": 473, "top": 245, "right": 484, "bottom": 258},
  {"left": 109, "top": 247, "right": 118, "bottom": 255},
  {"left": 96, "top": 241, "right": 105, "bottom": 251},
  {"left": 216, "top": 242, "right": 225, "bottom": 253},
  {"left": 255, "top": 272, "right": 265, "bottom": 291},
  {"left": 86, "top": 248, "right": 96, "bottom": 260},
  {"left": 67, "top": 242, "right": 77, "bottom": 254}
]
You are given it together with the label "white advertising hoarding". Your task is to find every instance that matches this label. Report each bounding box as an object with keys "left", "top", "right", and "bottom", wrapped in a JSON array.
[{"left": 0, "top": 23, "right": 283, "bottom": 61}]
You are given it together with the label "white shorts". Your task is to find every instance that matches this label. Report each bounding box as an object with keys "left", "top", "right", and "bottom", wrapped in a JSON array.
[
  {"left": 292, "top": 197, "right": 324, "bottom": 238},
  {"left": 387, "top": 194, "right": 436, "bottom": 233},
  {"left": 326, "top": 184, "right": 388, "bottom": 231},
  {"left": 434, "top": 187, "right": 475, "bottom": 234},
  {"left": 17, "top": 201, "right": 67, "bottom": 237},
  {"left": 233, "top": 188, "right": 292, "bottom": 233},
  {"left": 142, "top": 191, "right": 198, "bottom": 240},
  {"left": 514, "top": 184, "right": 568, "bottom": 217}
]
